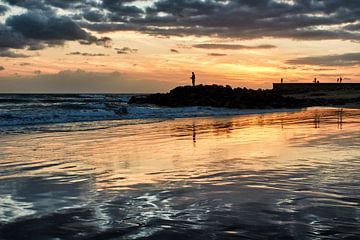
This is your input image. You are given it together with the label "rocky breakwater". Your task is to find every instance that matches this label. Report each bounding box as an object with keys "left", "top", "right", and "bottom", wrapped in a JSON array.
[{"left": 128, "top": 85, "right": 306, "bottom": 109}]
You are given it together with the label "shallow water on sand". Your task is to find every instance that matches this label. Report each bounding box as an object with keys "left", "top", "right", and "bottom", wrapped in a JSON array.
[{"left": 0, "top": 107, "right": 359, "bottom": 239}]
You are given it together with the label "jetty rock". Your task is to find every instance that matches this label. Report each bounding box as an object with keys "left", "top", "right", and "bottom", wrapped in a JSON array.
[{"left": 128, "top": 84, "right": 305, "bottom": 109}]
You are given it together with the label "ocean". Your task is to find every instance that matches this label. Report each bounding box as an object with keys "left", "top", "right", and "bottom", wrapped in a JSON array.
[
  {"left": 0, "top": 94, "right": 359, "bottom": 239},
  {"left": 0, "top": 94, "right": 292, "bottom": 134}
]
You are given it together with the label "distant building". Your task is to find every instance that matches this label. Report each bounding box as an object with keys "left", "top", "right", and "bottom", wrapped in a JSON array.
[{"left": 273, "top": 82, "right": 360, "bottom": 94}]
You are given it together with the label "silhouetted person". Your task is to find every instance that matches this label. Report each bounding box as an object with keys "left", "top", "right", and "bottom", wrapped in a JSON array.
[
  {"left": 314, "top": 77, "right": 317, "bottom": 83},
  {"left": 340, "top": 77, "right": 343, "bottom": 83},
  {"left": 337, "top": 78, "right": 339, "bottom": 83},
  {"left": 281, "top": 78, "right": 283, "bottom": 84},
  {"left": 191, "top": 72, "right": 196, "bottom": 86}
]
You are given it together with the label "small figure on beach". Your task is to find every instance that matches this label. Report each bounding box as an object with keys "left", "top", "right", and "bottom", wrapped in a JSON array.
[
  {"left": 340, "top": 77, "right": 343, "bottom": 83},
  {"left": 313, "top": 77, "right": 317, "bottom": 83},
  {"left": 281, "top": 78, "right": 283, "bottom": 84},
  {"left": 337, "top": 78, "right": 339, "bottom": 83},
  {"left": 191, "top": 72, "right": 196, "bottom": 87}
]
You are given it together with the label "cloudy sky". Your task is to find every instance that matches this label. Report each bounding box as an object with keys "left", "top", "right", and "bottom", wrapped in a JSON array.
[{"left": 0, "top": 0, "right": 359, "bottom": 92}]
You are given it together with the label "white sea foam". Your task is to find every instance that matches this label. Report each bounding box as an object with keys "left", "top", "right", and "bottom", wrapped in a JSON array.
[{"left": 0, "top": 94, "right": 298, "bottom": 133}]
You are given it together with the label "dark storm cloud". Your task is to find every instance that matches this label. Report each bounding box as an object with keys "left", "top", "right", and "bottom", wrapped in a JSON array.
[
  {"left": 0, "top": 5, "right": 8, "bottom": 15},
  {"left": 0, "top": 24, "right": 45, "bottom": 50},
  {"left": 72, "top": 0, "right": 144, "bottom": 24},
  {"left": 74, "top": 0, "right": 360, "bottom": 41},
  {"left": 1, "top": 1, "right": 112, "bottom": 53},
  {"left": 2, "top": 0, "right": 46, "bottom": 10},
  {"left": 193, "top": 44, "right": 276, "bottom": 50},
  {"left": 1, "top": 0, "right": 360, "bottom": 54},
  {"left": 6, "top": 11, "right": 108, "bottom": 46},
  {"left": 0, "top": 49, "right": 30, "bottom": 58},
  {"left": 82, "top": 10, "right": 107, "bottom": 22},
  {"left": 287, "top": 52, "right": 360, "bottom": 66},
  {"left": 116, "top": 47, "right": 138, "bottom": 54},
  {"left": 79, "top": 36, "right": 112, "bottom": 47},
  {"left": 102, "top": 0, "right": 143, "bottom": 21},
  {"left": 7, "top": 12, "right": 87, "bottom": 40},
  {"left": 3, "top": 0, "right": 86, "bottom": 10},
  {"left": 345, "top": 23, "right": 360, "bottom": 31},
  {"left": 66, "top": 51, "right": 108, "bottom": 56},
  {"left": 44, "top": 0, "right": 86, "bottom": 9}
]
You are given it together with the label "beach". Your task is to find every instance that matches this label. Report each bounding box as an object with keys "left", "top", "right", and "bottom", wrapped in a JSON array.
[
  {"left": 1, "top": 0, "right": 359, "bottom": 238},
  {"left": 0, "top": 98, "right": 359, "bottom": 239}
]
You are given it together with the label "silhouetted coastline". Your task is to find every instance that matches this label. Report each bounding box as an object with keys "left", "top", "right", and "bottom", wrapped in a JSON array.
[{"left": 128, "top": 84, "right": 360, "bottom": 109}]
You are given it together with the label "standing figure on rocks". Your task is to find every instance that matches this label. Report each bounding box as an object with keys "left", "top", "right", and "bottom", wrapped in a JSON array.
[{"left": 191, "top": 72, "right": 196, "bottom": 87}]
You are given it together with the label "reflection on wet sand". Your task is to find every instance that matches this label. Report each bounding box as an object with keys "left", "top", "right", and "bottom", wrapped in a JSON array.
[
  {"left": 314, "top": 111, "right": 321, "bottom": 128},
  {"left": 312, "top": 108, "right": 344, "bottom": 129},
  {"left": 0, "top": 107, "right": 359, "bottom": 239},
  {"left": 174, "top": 107, "right": 352, "bottom": 143},
  {"left": 337, "top": 108, "right": 343, "bottom": 129}
]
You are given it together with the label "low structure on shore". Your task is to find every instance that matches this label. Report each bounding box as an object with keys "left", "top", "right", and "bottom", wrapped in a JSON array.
[{"left": 273, "top": 83, "right": 360, "bottom": 93}]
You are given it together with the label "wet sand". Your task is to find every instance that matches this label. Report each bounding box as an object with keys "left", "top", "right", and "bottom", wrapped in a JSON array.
[{"left": 0, "top": 107, "right": 359, "bottom": 239}]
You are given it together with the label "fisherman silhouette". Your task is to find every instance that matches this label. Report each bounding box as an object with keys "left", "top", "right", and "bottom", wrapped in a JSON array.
[{"left": 191, "top": 72, "right": 196, "bottom": 86}]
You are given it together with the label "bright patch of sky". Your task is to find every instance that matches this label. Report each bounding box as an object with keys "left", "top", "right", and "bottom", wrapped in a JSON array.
[
  {"left": 123, "top": 0, "right": 154, "bottom": 10},
  {"left": 273, "top": 0, "right": 295, "bottom": 6}
]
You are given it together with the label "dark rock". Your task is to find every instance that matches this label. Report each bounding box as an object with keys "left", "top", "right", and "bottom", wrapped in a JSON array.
[{"left": 128, "top": 84, "right": 309, "bottom": 109}]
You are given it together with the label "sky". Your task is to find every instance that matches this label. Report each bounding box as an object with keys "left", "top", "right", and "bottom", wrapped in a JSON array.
[{"left": 0, "top": 0, "right": 359, "bottom": 93}]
